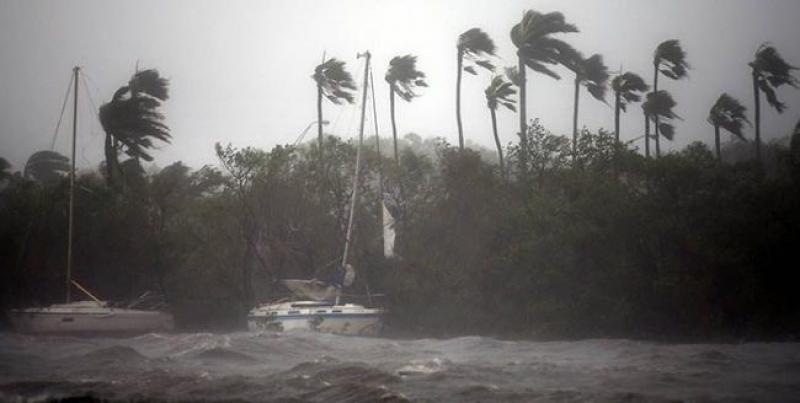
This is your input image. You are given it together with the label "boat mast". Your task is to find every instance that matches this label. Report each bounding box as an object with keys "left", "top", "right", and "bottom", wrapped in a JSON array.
[
  {"left": 66, "top": 66, "right": 79, "bottom": 303},
  {"left": 341, "top": 51, "right": 371, "bottom": 271}
]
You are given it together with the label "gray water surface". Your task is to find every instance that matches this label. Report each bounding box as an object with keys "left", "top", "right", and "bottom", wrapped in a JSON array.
[{"left": 1, "top": 331, "right": 799, "bottom": 402}]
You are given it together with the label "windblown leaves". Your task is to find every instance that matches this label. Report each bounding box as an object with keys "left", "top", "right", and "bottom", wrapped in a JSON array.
[
  {"left": 643, "top": 90, "right": 680, "bottom": 141},
  {"left": 611, "top": 72, "right": 648, "bottom": 112},
  {"left": 313, "top": 58, "right": 357, "bottom": 105},
  {"left": 708, "top": 93, "right": 750, "bottom": 141},
  {"left": 458, "top": 28, "right": 496, "bottom": 74},
  {"left": 564, "top": 52, "right": 609, "bottom": 102},
  {"left": 750, "top": 44, "right": 799, "bottom": 113},
  {"left": 24, "top": 150, "right": 70, "bottom": 183},
  {"left": 654, "top": 40, "right": 689, "bottom": 80},
  {"left": 386, "top": 55, "right": 427, "bottom": 102},
  {"left": 485, "top": 75, "right": 517, "bottom": 112},
  {"left": 510, "top": 10, "right": 579, "bottom": 81}
]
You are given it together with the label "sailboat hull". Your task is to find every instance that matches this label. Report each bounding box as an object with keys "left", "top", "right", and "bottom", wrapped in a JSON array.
[
  {"left": 8, "top": 301, "right": 174, "bottom": 335},
  {"left": 247, "top": 301, "right": 382, "bottom": 336}
]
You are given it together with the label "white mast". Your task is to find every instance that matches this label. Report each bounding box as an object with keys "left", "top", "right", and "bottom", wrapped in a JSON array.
[{"left": 66, "top": 66, "right": 79, "bottom": 303}]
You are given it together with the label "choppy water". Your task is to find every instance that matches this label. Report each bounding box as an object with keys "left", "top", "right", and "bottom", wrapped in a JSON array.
[{"left": 1, "top": 331, "right": 799, "bottom": 402}]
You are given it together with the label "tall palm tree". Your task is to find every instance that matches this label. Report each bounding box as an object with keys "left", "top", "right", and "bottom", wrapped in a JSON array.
[
  {"left": 564, "top": 52, "right": 609, "bottom": 161},
  {"left": 611, "top": 72, "right": 648, "bottom": 142},
  {"left": 312, "top": 58, "right": 357, "bottom": 153},
  {"left": 99, "top": 69, "right": 170, "bottom": 187},
  {"left": 484, "top": 74, "right": 517, "bottom": 177},
  {"left": 652, "top": 40, "right": 689, "bottom": 157},
  {"left": 642, "top": 90, "right": 679, "bottom": 158},
  {"left": 749, "top": 44, "right": 799, "bottom": 162},
  {"left": 456, "top": 28, "right": 496, "bottom": 150},
  {"left": 510, "top": 10, "right": 578, "bottom": 172},
  {"left": 24, "top": 150, "right": 70, "bottom": 184},
  {"left": 708, "top": 93, "right": 749, "bottom": 160},
  {"left": 386, "top": 55, "right": 428, "bottom": 162}
]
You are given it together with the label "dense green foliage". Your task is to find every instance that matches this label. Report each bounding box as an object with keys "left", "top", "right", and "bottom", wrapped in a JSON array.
[{"left": 3, "top": 122, "right": 800, "bottom": 339}]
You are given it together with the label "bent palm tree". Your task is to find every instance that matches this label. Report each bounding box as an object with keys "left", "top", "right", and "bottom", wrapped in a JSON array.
[
  {"left": 564, "top": 52, "right": 609, "bottom": 161},
  {"left": 24, "top": 150, "right": 70, "bottom": 184},
  {"left": 484, "top": 74, "right": 517, "bottom": 177},
  {"left": 99, "top": 69, "right": 170, "bottom": 187},
  {"left": 708, "top": 93, "right": 749, "bottom": 160},
  {"left": 386, "top": 55, "right": 427, "bottom": 161},
  {"left": 749, "top": 44, "right": 799, "bottom": 162},
  {"left": 642, "top": 90, "right": 679, "bottom": 158},
  {"left": 312, "top": 58, "right": 357, "bottom": 153},
  {"left": 511, "top": 10, "right": 578, "bottom": 172},
  {"left": 652, "top": 40, "right": 689, "bottom": 157},
  {"left": 611, "top": 72, "right": 648, "bottom": 142},
  {"left": 456, "top": 28, "right": 496, "bottom": 150}
]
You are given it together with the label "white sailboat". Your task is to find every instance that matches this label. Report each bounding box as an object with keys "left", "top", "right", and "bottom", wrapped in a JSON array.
[
  {"left": 8, "top": 67, "right": 174, "bottom": 335},
  {"left": 248, "top": 52, "right": 384, "bottom": 336}
]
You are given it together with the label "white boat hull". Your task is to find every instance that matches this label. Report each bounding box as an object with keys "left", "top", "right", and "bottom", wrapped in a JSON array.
[
  {"left": 8, "top": 301, "right": 174, "bottom": 335},
  {"left": 248, "top": 301, "right": 382, "bottom": 336}
]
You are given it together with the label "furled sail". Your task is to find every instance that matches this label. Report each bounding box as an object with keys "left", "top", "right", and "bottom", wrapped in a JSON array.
[{"left": 382, "top": 198, "right": 396, "bottom": 258}]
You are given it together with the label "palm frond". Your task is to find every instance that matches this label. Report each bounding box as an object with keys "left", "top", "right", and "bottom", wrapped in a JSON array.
[
  {"left": 612, "top": 71, "right": 648, "bottom": 111},
  {"left": 708, "top": 93, "right": 749, "bottom": 140},
  {"left": 129, "top": 69, "right": 169, "bottom": 101},
  {"left": 24, "top": 150, "right": 70, "bottom": 183},
  {"left": 313, "top": 58, "right": 357, "bottom": 104},
  {"left": 654, "top": 39, "right": 689, "bottom": 80},
  {"left": 485, "top": 75, "right": 517, "bottom": 111},
  {"left": 751, "top": 44, "right": 799, "bottom": 112},
  {"left": 511, "top": 10, "right": 579, "bottom": 81},
  {"left": 458, "top": 28, "right": 496, "bottom": 58},
  {"left": 386, "top": 55, "right": 427, "bottom": 102}
]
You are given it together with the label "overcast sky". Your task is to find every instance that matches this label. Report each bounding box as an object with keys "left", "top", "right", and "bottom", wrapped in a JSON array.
[{"left": 1, "top": 0, "right": 800, "bottom": 171}]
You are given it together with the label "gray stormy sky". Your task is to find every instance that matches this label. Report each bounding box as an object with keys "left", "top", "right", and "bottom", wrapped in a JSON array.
[{"left": 1, "top": 0, "right": 799, "bottom": 171}]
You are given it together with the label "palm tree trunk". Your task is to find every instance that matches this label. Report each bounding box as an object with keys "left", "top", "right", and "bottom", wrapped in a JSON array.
[
  {"left": 614, "top": 91, "right": 621, "bottom": 143},
  {"left": 456, "top": 48, "right": 465, "bottom": 150},
  {"left": 572, "top": 77, "right": 580, "bottom": 163},
  {"left": 518, "top": 54, "right": 528, "bottom": 175},
  {"left": 715, "top": 124, "right": 721, "bottom": 161},
  {"left": 390, "top": 85, "right": 399, "bottom": 162},
  {"left": 644, "top": 113, "right": 650, "bottom": 159},
  {"left": 752, "top": 71, "right": 761, "bottom": 163},
  {"left": 490, "top": 107, "right": 504, "bottom": 178},
  {"left": 104, "top": 133, "right": 114, "bottom": 185},
  {"left": 653, "top": 64, "right": 660, "bottom": 158},
  {"left": 317, "top": 83, "right": 324, "bottom": 156}
]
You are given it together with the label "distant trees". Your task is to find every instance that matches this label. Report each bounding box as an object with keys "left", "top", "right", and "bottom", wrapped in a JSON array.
[
  {"left": 749, "top": 44, "right": 798, "bottom": 162},
  {"left": 708, "top": 94, "right": 749, "bottom": 160},
  {"left": 511, "top": 10, "right": 578, "bottom": 173},
  {"left": 99, "top": 69, "right": 170, "bottom": 188},
  {"left": 312, "top": 58, "right": 357, "bottom": 155},
  {"left": 484, "top": 74, "right": 517, "bottom": 176},
  {"left": 564, "top": 52, "right": 609, "bottom": 161},
  {"left": 385, "top": 55, "right": 428, "bottom": 162},
  {"left": 456, "top": 28, "right": 496, "bottom": 150},
  {"left": 611, "top": 72, "right": 648, "bottom": 142},
  {"left": 652, "top": 40, "right": 689, "bottom": 157}
]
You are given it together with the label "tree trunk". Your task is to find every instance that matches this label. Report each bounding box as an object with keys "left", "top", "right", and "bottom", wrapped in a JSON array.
[
  {"left": 317, "top": 83, "right": 324, "bottom": 158},
  {"left": 715, "top": 124, "right": 721, "bottom": 161},
  {"left": 490, "top": 107, "right": 504, "bottom": 178},
  {"left": 104, "top": 133, "right": 114, "bottom": 186},
  {"left": 644, "top": 113, "right": 650, "bottom": 159},
  {"left": 753, "top": 71, "right": 761, "bottom": 163},
  {"left": 517, "top": 53, "right": 528, "bottom": 175},
  {"left": 572, "top": 77, "right": 580, "bottom": 163},
  {"left": 653, "top": 64, "right": 660, "bottom": 158},
  {"left": 614, "top": 90, "right": 621, "bottom": 143},
  {"left": 456, "top": 48, "right": 464, "bottom": 150},
  {"left": 390, "top": 85, "right": 399, "bottom": 162}
]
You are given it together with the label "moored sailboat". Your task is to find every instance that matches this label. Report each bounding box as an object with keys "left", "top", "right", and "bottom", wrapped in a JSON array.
[
  {"left": 248, "top": 52, "right": 384, "bottom": 336},
  {"left": 7, "top": 67, "right": 174, "bottom": 335}
]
